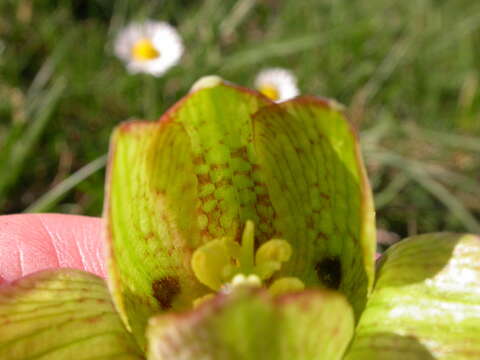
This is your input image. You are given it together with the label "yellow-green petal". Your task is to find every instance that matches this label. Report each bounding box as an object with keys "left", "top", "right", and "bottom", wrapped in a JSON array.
[
  {"left": 253, "top": 97, "right": 376, "bottom": 317},
  {"left": 147, "top": 288, "right": 354, "bottom": 360},
  {"left": 346, "top": 233, "right": 480, "bottom": 359},
  {"left": 104, "top": 83, "right": 271, "bottom": 348},
  {"left": 105, "top": 121, "right": 205, "bottom": 349},
  {"left": 0, "top": 269, "right": 143, "bottom": 360}
]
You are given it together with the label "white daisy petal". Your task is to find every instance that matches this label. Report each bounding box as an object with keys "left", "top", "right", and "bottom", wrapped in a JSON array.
[
  {"left": 114, "top": 23, "right": 144, "bottom": 61},
  {"left": 254, "top": 68, "right": 299, "bottom": 102},
  {"left": 113, "top": 21, "right": 183, "bottom": 77}
]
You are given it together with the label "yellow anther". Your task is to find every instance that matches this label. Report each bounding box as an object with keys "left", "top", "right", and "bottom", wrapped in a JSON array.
[
  {"left": 254, "top": 261, "right": 282, "bottom": 280},
  {"left": 258, "top": 84, "right": 279, "bottom": 101},
  {"left": 193, "top": 293, "right": 215, "bottom": 308},
  {"left": 191, "top": 237, "right": 240, "bottom": 291},
  {"left": 255, "top": 239, "right": 292, "bottom": 279},
  {"left": 256, "top": 239, "right": 292, "bottom": 265},
  {"left": 131, "top": 38, "right": 160, "bottom": 61},
  {"left": 269, "top": 277, "right": 305, "bottom": 297}
]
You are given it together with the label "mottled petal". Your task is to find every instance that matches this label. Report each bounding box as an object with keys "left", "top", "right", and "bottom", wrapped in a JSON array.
[
  {"left": 147, "top": 288, "right": 353, "bottom": 360},
  {"left": 0, "top": 269, "right": 142, "bottom": 359},
  {"left": 346, "top": 233, "right": 480, "bottom": 359}
]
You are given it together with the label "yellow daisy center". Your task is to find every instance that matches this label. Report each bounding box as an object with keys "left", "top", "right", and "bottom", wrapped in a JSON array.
[
  {"left": 191, "top": 220, "right": 304, "bottom": 306},
  {"left": 258, "top": 84, "right": 280, "bottom": 101},
  {"left": 131, "top": 38, "right": 160, "bottom": 61}
]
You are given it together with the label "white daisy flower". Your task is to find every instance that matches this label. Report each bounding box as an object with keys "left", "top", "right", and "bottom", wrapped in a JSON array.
[
  {"left": 114, "top": 21, "right": 183, "bottom": 76},
  {"left": 254, "top": 68, "right": 299, "bottom": 102}
]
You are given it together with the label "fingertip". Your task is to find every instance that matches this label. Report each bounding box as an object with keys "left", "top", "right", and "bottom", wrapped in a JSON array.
[{"left": 0, "top": 214, "right": 105, "bottom": 283}]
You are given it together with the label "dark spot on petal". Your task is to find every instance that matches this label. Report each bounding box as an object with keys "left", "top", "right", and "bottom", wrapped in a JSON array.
[
  {"left": 152, "top": 276, "right": 180, "bottom": 310},
  {"left": 315, "top": 257, "right": 342, "bottom": 289}
]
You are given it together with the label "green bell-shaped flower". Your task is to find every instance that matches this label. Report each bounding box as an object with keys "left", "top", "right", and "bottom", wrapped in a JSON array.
[{"left": 104, "top": 76, "right": 376, "bottom": 348}]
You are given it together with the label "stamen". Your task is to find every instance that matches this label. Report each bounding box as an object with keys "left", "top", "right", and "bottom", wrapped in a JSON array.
[
  {"left": 240, "top": 220, "right": 255, "bottom": 273},
  {"left": 255, "top": 239, "right": 292, "bottom": 280},
  {"left": 191, "top": 237, "right": 240, "bottom": 291},
  {"left": 193, "top": 293, "right": 215, "bottom": 308},
  {"left": 269, "top": 277, "right": 305, "bottom": 297},
  {"left": 190, "top": 220, "right": 304, "bottom": 306}
]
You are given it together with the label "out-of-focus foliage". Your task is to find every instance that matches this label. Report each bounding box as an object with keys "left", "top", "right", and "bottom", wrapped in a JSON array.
[{"left": 0, "top": 0, "right": 479, "bottom": 239}]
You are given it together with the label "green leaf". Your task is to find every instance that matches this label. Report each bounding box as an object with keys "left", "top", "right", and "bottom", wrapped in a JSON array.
[
  {"left": 0, "top": 269, "right": 143, "bottom": 360},
  {"left": 253, "top": 97, "right": 376, "bottom": 317},
  {"left": 147, "top": 288, "right": 354, "bottom": 360},
  {"left": 346, "top": 233, "right": 480, "bottom": 359}
]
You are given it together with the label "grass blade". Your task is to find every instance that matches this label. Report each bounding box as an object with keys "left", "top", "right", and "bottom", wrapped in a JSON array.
[
  {"left": 370, "top": 150, "right": 480, "bottom": 233},
  {"left": 0, "top": 78, "right": 66, "bottom": 209},
  {"left": 24, "top": 154, "right": 107, "bottom": 213}
]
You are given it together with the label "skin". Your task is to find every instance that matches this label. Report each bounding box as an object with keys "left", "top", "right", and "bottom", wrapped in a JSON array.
[{"left": 0, "top": 214, "right": 105, "bottom": 285}]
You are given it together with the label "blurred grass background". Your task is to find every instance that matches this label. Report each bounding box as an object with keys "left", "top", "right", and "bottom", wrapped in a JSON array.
[{"left": 0, "top": 0, "right": 479, "bottom": 241}]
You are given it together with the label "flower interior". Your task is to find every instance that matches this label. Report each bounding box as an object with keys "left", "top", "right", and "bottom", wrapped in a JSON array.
[{"left": 191, "top": 220, "right": 304, "bottom": 306}]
